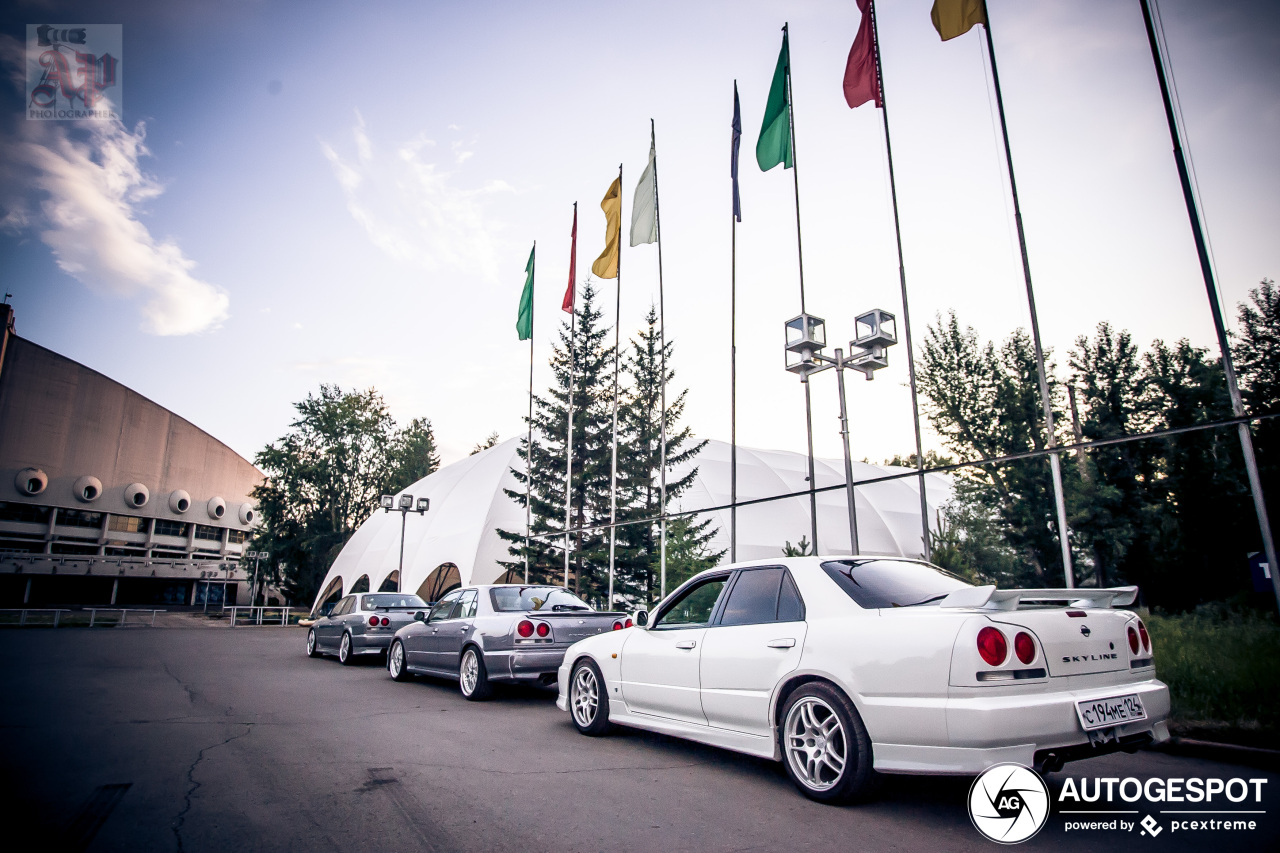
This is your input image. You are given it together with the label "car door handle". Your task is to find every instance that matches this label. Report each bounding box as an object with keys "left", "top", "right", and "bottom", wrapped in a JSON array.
[
  {"left": 675, "top": 641, "right": 696, "bottom": 650},
  {"left": 767, "top": 638, "right": 796, "bottom": 649}
]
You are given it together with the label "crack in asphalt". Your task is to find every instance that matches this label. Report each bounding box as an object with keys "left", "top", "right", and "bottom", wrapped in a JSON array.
[
  {"left": 162, "top": 663, "right": 199, "bottom": 706},
  {"left": 171, "top": 724, "right": 253, "bottom": 853}
]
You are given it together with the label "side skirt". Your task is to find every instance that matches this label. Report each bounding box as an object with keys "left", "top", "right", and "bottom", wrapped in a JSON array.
[{"left": 606, "top": 700, "right": 778, "bottom": 761}]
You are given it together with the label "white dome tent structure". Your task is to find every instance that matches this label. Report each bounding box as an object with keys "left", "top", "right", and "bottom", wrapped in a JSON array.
[{"left": 310, "top": 437, "right": 952, "bottom": 613}]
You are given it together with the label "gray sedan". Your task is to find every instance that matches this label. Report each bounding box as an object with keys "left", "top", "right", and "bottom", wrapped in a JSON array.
[
  {"left": 386, "top": 584, "right": 628, "bottom": 700},
  {"left": 306, "top": 592, "right": 430, "bottom": 665}
]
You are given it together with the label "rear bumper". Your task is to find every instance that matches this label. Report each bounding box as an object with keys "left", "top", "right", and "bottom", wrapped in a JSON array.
[
  {"left": 485, "top": 648, "right": 569, "bottom": 682},
  {"left": 872, "top": 678, "right": 1171, "bottom": 775},
  {"left": 351, "top": 631, "right": 396, "bottom": 653}
]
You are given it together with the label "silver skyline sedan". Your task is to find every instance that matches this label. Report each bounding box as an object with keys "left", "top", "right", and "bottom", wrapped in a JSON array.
[
  {"left": 386, "top": 584, "right": 628, "bottom": 700},
  {"left": 306, "top": 592, "right": 430, "bottom": 665}
]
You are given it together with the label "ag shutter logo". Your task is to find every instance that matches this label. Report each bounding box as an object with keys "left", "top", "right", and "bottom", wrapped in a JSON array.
[
  {"left": 26, "top": 24, "right": 123, "bottom": 120},
  {"left": 969, "top": 763, "right": 1051, "bottom": 844}
]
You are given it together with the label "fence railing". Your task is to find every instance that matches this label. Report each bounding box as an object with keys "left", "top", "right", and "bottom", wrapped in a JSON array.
[
  {"left": 224, "top": 606, "right": 294, "bottom": 627},
  {"left": 0, "top": 608, "right": 165, "bottom": 627}
]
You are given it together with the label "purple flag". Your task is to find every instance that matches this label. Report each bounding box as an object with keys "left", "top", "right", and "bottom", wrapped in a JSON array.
[{"left": 731, "top": 81, "right": 742, "bottom": 222}]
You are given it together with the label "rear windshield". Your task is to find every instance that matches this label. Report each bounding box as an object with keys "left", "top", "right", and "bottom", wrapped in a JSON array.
[
  {"left": 489, "top": 587, "right": 592, "bottom": 613},
  {"left": 361, "top": 594, "right": 428, "bottom": 610},
  {"left": 821, "top": 560, "right": 972, "bottom": 609}
]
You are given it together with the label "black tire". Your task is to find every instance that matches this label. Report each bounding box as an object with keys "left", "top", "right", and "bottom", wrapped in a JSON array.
[
  {"left": 388, "top": 640, "right": 411, "bottom": 682},
  {"left": 568, "top": 658, "right": 610, "bottom": 736},
  {"left": 778, "top": 682, "right": 876, "bottom": 804},
  {"left": 306, "top": 629, "right": 320, "bottom": 658},
  {"left": 338, "top": 632, "right": 355, "bottom": 666},
  {"left": 459, "top": 646, "right": 493, "bottom": 701}
]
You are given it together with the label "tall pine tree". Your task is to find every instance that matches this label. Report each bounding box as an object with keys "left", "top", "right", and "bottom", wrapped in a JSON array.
[{"left": 498, "top": 282, "right": 617, "bottom": 600}]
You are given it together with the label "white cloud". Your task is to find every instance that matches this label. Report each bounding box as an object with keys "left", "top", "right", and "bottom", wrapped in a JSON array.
[
  {"left": 320, "top": 114, "right": 512, "bottom": 281},
  {"left": 2, "top": 118, "right": 228, "bottom": 335}
]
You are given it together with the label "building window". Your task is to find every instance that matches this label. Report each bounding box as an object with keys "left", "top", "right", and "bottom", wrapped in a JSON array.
[
  {"left": 0, "top": 539, "right": 45, "bottom": 554},
  {"left": 56, "top": 509, "right": 103, "bottom": 529},
  {"left": 108, "top": 515, "right": 146, "bottom": 533},
  {"left": 0, "top": 502, "right": 52, "bottom": 525},
  {"left": 150, "top": 549, "right": 190, "bottom": 560},
  {"left": 154, "top": 520, "right": 189, "bottom": 538},
  {"left": 227, "top": 529, "right": 249, "bottom": 545},
  {"left": 105, "top": 547, "right": 146, "bottom": 557},
  {"left": 194, "top": 525, "right": 223, "bottom": 542},
  {"left": 51, "top": 542, "right": 99, "bottom": 555}
]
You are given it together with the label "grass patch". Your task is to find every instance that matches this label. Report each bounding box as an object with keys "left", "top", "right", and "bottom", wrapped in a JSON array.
[{"left": 1148, "top": 604, "right": 1280, "bottom": 748}]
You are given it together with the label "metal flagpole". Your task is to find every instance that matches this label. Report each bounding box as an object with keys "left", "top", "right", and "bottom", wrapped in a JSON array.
[
  {"left": 869, "top": 1, "right": 930, "bottom": 559},
  {"left": 565, "top": 207, "right": 577, "bottom": 590},
  {"left": 526, "top": 242, "right": 535, "bottom": 584},
  {"left": 1139, "top": 0, "right": 1279, "bottom": 611},
  {"left": 652, "top": 121, "right": 669, "bottom": 600},
  {"left": 981, "top": 13, "right": 1074, "bottom": 587},
  {"left": 608, "top": 164, "right": 623, "bottom": 609},
  {"left": 783, "top": 22, "right": 819, "bottom": 554},
  {"left": 731, "top": 82, "right": 741, "bottom": 564}
]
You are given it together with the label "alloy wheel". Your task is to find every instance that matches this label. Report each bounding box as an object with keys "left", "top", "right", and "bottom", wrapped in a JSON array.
[
  {"left": 390, "top": 642, "right": 403, "bottom": 678},
  {"left": 571, "top": 664, "right": 599, "bottom": 728},
  {"left": 460, "top": 649, "right": 479, "bottom": 695},
  {"left": 783, "top": 696, "right": 848, "bottom": 792}
]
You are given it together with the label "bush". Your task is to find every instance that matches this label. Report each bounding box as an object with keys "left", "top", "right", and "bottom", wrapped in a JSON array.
[{"left": 1147, "top": 604, "right": 1280, "bottom": 732}]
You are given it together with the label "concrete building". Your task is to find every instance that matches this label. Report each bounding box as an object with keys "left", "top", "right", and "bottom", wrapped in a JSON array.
[
  {"left": 312, "top": 435, "right": 953, "bottom": 613},
  {"left": 0, "top": 304, "right": 263, "bottom": 608}
]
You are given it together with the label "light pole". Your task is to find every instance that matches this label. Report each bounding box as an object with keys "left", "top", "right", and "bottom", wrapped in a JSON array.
[
  {"left": 380, "top": 493, "right": 430, "bottom": 593},
  {"left": 244, "top": 549, "right": 266, "bottom": 606},
  {"left": 784, "top": 309, "right": 898, "bottom": 556}
]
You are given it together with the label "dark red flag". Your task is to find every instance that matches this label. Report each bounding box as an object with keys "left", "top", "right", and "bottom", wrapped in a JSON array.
[
  {"left": 562, "top": 204, "right": 577, "bottom": 313},
  {"left": 843, "top": 0, "right": 882, "bottom": 109}
]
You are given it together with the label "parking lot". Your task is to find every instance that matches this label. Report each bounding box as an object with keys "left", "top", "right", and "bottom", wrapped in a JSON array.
[{"left": 0, "top": 628, "right": 1275, "bottom": 852}]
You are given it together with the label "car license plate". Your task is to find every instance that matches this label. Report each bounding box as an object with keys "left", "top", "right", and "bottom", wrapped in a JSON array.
[{"left": 1075, "top": 694, "right": 1147, "bottom": 731}]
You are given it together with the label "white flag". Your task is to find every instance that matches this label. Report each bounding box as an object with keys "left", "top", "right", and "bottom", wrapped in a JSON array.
[{"left": 629, "top": 127, "right": 657, "bottom": 247}]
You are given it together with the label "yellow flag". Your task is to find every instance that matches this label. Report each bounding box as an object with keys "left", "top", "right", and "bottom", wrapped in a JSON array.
[
  {"left": 931, "top": 0, "right": 987, "bottom": 41},
  {"left": 590, "top": 176, "right": 622, "bottom": 279}
]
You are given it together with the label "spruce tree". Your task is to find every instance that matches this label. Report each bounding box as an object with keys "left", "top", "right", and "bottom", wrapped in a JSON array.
[
  {"left": 613, "top": 307, "right": 723, "bottom": 606},
  {"left": 498, "top": 282, "right": 617, "bottom": 600}
]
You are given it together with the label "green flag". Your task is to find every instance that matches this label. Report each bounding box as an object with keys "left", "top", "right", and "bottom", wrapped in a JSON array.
[
  {"left": 756, "top": 26, "right": 793, "bottom": 171},
  {"left": 516, "top": 245, "right": 534, "bottom": 341}
]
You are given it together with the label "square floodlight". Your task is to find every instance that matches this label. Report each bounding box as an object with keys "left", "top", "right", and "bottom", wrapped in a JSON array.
[
  {"left": 380, "top": 494, "right": 394, "bottom": 509},
  {"left": 398, "top": 494, "right": 414, "bottom": 510},
  {"left": 416, "top": 497, "right": 430, "bottom": 512},
  {"left": 852, "top": 309, "right": 897, "bottom": 350},
  {"left": 784, "top": 313, "right": 826, "bottom": 353},
  {"left": 849, "top": 344, "right": 890, "bottom": 379}
]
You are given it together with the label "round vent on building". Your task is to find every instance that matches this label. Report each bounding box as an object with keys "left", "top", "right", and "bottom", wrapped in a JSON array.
[
  {"left": 238, "top": 504, "right": 255, "bottom": 525},
  {"left": 73, "top": 475, "right": 103, "bottom": 502},
  {"left": 124, "top": 483, "right": 150, "bottom": 508},
  {"left": 170, "top": 489, "right": 191, "bottom": 513},
  {"left": 207, "top": 496, "right": 226, "bottom": 519},
  {"left": 15, "top": 467, "right": 47, "bottom": 496}
]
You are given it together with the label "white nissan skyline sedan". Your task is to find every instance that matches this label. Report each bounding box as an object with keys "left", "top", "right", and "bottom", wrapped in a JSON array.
[{"left": 556, "top": 557, "right": 1171, "bottom": 803}]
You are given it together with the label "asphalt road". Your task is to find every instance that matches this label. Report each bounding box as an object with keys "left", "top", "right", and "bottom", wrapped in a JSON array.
[{"left": 0, "top": 628, "right": 1275, "bottom": 852}]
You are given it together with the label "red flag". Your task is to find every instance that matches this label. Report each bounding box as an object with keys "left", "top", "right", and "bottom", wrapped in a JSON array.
[
  {"left": 562, "top": 203, "right": 577, "bottom": 313},
  {"left": 843, "top": 0, "right": 882, "bottom": 109}
]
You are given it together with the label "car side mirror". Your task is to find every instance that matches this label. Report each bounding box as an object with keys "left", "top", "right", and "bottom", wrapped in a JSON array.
[
  {"left": 632, "top": 609, "right": 649, "bottom": 628},
  {"left": 414, "top": 611, "right": 426, "bottom": 622}
]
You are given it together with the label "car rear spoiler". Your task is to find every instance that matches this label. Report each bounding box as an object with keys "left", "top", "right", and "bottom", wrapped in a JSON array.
[{"left": 939, "top": 585, "right": 1139, "bottom": 610}]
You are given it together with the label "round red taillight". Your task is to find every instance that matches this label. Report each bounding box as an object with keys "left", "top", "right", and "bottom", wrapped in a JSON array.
[
  {"left": 977, "top": 627, "right": 1007, "bottom": 667},
  {"left": 612, "top": 620, "right": 624, "bottom": 631},
  {"left": 1127, "top": 626, "right": 1140, "bottom": 654},
  {"left": 624, "top": 618, "right": 633, "bottom": 628},
  {"left": 517, "top": 620, "right": 534, "bottom": 638},
  {"left": 536, "top": 622, "right": 550, "bottom": 637},
  {"left": 368, "top": 615, "right": 379, "bottom": 626},
  {"left": 380, "top": 617, "right": 390, "bottom": 627},
  {"left": 1138, "top": 621, "right": 1150, "bottom": 653},
  {"left": 1014, "top": 631, "right": 1036, "bottom": 665}
]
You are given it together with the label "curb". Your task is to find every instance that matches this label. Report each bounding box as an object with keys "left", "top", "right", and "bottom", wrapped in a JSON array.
[{"left": 1150, "top": 737, "right": 1280, "bottom": 772}]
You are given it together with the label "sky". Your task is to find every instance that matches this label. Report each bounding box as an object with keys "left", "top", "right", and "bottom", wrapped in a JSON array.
[{"left": 1, "top": 0, "right": 1277, "bottom": 471}]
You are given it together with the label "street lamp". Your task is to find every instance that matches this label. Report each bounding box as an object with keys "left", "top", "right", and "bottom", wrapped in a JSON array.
[
  {"left": 380, "top": 493, "right": 430, "bottom": 592},
  {"left": 782, "top": 309, "right": 898, "bottom": 556}
]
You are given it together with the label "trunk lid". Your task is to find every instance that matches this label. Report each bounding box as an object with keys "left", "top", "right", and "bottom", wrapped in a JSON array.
[
  {"left": 530, "top": 611, "right": 627, "bottom": 644},
  {"left": 988, "top": 609, "right": 1131, "bottom": 677}
]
